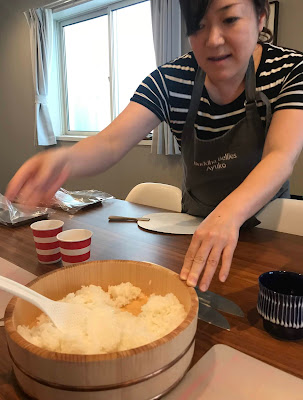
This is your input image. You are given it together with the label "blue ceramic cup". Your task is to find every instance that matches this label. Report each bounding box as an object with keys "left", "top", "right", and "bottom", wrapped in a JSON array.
[{"left": 257, "top": 271, "right": 303, "bottom": 340}]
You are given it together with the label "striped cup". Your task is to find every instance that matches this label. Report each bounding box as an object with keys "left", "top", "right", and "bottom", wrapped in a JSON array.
[
  {"left": 57, "top": 229, "right": 92, "bottom": 266},
  {"left": 30, "top": 220, "right": 64, "bottom": 264}
]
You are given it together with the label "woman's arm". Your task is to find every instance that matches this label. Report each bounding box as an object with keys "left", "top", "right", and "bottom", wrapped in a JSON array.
[
  {"left": 68, "top": 102, "right": 161, "bottom": 176},
  {"left": 5, "top": 102, "right": 161, "bottom": 206},
  {"left": 181, "top": 109, "right": 303, "bottom": 291}
]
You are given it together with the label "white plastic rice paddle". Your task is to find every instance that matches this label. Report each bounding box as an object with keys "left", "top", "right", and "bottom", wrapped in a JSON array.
[{"left": 0, "top": 275, "right": 88, "bottom": 332}]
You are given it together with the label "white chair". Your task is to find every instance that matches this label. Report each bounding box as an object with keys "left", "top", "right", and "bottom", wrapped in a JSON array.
[
  {"left": 256, "top": 198, "right": 303, "bottom": 236},
  {"left": 125, "top": 182, "right": 182, "bottom": 212}
]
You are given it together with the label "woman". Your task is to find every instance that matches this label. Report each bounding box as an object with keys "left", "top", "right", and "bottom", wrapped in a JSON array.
[{"left": 5, "top": 0, "right": 303, "bottom": 292}]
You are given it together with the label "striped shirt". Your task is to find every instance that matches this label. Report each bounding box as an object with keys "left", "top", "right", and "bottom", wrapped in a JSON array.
[{"left": 131, "top": 43, "right": 303, "bottom": 147}]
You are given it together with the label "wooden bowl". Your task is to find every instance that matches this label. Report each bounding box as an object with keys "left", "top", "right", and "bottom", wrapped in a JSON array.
[{"left": 5, "top": 260, "right": 198, "bottom": 400}]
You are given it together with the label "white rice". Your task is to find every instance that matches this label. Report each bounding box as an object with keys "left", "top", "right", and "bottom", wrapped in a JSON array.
[{"left": 17, "top": 283, "right": 186, "bottom": 355}]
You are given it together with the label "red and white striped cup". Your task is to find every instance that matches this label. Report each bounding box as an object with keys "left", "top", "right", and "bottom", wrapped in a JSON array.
[
  {"left": 30, "top": 220, "right": 64, "bottom": 264},
  {"left": 57, "top": 229, "right": 92, "bottom": 266}
]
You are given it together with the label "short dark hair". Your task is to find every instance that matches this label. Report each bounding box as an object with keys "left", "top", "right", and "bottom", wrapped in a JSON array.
[{"left": 179, "top": 0, "right": 272, "bottom": 42}]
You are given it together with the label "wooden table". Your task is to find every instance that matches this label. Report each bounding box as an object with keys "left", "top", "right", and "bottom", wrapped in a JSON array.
[{"left": 0, "top": 199, "right": 302, "bottom": 399}]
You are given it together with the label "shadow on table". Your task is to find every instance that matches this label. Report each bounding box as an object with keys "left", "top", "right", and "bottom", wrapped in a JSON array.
[
  {"left": 219, "top": 284, "right": 263, "bottom": 332},
  {"left": 0, "top": 370, "right": 32, "bottom": 400}
]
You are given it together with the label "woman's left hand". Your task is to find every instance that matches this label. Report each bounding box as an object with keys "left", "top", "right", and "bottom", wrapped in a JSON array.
[{"left": 180, "top": 210, "right": 241, "bottom": 291}]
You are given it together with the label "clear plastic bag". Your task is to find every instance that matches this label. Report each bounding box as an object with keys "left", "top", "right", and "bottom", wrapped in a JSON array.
[
  {"left": 0, "top": 194, "right": 51, "bottom": 227},
  {"left": 53, "top": 188, "right": 114, "bottom": 214}
]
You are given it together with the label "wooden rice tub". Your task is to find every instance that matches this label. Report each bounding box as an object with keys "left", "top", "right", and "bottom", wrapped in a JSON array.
[{"left": 5, "top": 260, "right": 198, "bottom": 400}]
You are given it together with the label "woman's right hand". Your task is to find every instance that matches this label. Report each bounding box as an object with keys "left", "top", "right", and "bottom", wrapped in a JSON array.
[
  {"left": 5, "top": 148, "right": 71, "bottom": 207},
  {"left": 5, "top": 103, "right": 161, "bottom": 208}
]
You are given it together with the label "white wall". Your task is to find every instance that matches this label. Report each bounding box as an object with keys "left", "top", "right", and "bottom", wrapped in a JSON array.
[
  {"left": 0, "top": 0, "right": 302, "bottom": 199},
  {"left": 278, "top": 0, "right": 303, "bottom": 52},
  {"left": 274, "top": 0, "right": 303, "bottom": 196}
]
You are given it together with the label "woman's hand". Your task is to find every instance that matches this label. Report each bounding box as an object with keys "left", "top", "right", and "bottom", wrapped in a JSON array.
[
  {"left": 5, "top": 103, "right": 161, "bottom": 209},
  {"left": 180, "top": 210, "right": 241, "bottom": 291},
  {"left": 180, "top": 109, "right": 303, "bottom": 292},
  {"left": 5, "top": 148, "right": 71, "bottom": 207}
]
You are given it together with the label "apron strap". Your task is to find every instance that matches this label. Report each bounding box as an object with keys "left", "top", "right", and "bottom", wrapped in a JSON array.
[
  {"left": 184, "top": 55, "right": 272, "bottom": 133},
  {"left": 183, "top": 67, "right": 206, "bottom": 130},
  {"left": 245, "top": 56, "right": 272, "bottom": 132},
  {"left": 256, "top": 91, "right": 272, "bottom": 133},
  {"left": 184, "top": 56, "right": 255, "bottom": 131},
  {"left": 245, "top": 56, "right": 257, "bottom": 104}
]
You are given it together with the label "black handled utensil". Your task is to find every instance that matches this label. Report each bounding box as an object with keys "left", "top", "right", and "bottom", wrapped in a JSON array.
[{"left": 108, "top": 216, "right": 150, "bottom": 222}]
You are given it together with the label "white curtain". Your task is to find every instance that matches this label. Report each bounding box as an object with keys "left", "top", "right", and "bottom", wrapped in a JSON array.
[
  {"left": 24, "top": 8, "right": 56, "bottom": 146},
  {"left": 150, "top": 0, "right": 181, "bottom": 155}
]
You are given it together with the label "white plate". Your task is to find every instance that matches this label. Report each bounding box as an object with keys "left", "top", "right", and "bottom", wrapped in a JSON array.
[
  {"left": 137, "top": 213, "right": 203, "bottom": 235},
  {"left": 164, "top": 344, "right": 303, "bottom": 400}
]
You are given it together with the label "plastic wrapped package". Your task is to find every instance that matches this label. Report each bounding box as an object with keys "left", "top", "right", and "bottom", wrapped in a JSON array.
[
  {"left": 0, "top": 194, "right": 51, "bottom": 227},
  {"left": 53, "top": 188, "right": 114, "bottom": 214}
]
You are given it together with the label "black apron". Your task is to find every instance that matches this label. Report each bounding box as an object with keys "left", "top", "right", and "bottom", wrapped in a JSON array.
[{"left": 181, "top": 56, "right": 289, "bottom": 227}]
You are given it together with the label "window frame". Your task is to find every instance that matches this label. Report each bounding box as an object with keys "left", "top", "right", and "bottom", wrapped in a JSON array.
[{"left": 53, "top": 0, "right": 153, "bottom": 142}]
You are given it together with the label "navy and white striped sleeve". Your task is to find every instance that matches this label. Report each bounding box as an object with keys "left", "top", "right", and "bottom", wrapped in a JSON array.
[
  {"left": 274, "top": 59, "right": 303, "bottom": 111},
  {"left": 130, "top": 68, "right": 170, "bottom": 123}
]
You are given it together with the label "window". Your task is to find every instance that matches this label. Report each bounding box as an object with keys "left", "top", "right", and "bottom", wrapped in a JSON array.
[{"left": 50, "top": 0, "right": 156, "bottom": 137}]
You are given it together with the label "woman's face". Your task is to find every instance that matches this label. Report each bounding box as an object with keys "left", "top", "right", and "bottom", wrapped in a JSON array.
[{"left": 189, "top": 0, "right": 266, "bottom": 84}]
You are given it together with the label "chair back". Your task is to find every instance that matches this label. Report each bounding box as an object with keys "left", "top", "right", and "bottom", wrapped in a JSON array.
[
  {"left": 125, "top": 183, "right": 182, "bottom": 212},
  {"left": 256, "top": 198, "right": 303, "bottom": 236}
]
